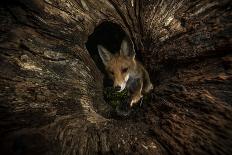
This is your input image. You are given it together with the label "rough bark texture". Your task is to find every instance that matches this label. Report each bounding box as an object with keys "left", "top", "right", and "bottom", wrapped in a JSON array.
[{"left": 0, "top": 0, "right": 231, "bottom": 155}]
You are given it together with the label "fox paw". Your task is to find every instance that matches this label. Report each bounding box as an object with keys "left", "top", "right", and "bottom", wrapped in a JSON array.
[
  {"left": 130, "top": 100, "right": 136, "bottom": 107},
  {"left": 130, "top": 95, "right": 143, "bottom": 107}
]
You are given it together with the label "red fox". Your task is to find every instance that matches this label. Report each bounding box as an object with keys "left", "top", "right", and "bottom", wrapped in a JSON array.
[{"left": 97, "top": 38, "right": 153, "bottom": 107}]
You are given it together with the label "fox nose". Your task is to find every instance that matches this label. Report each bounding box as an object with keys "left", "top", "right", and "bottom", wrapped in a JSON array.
[{"left": 114, "top": 86, "right": 121, "bottom": 91}]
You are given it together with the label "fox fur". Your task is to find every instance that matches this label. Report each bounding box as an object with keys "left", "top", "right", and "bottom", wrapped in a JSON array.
[{"left": 98, "top": 38, "right": 153, "bottom": 106}]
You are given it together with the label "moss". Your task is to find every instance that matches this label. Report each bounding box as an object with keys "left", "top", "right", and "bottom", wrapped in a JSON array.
[
  {"left": 103, "top": 87, "right": 129, "bottom": 108},
  {"left": 103, "top": 87, "right": 152, "bottom": 109}
]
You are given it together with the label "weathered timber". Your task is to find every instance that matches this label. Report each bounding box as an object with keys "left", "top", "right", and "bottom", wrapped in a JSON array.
[{"left": 0, "top": 0, "right": 231, "bottom": 154}]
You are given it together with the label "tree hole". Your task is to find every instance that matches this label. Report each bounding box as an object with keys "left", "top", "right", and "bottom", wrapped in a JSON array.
[
  {"left": 86, "top": 22, "right": 153, "bottom": 117},
  {"left": 86, "top": 22, "right": 135, "bottom": 116},
  {"left": 86, "top": 21, "right": 126, "bottom": 87}
]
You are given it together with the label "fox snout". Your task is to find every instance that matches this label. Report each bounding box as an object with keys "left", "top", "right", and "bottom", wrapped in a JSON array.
[{"left": 113, "top": 74, "right": 129, "bottom": 92}]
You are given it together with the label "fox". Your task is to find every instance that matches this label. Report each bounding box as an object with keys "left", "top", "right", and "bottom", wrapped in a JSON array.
[{"left": 97, "top": 38, "right": 153, "bottom": 107}]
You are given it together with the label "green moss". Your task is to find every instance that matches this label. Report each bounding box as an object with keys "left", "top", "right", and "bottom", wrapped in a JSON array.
[
  {"left": 103, "top": 87, "right": 129, "bottom": 108},
  {"left": 103, "top": 87, "right": 152, "bottom": 109}
]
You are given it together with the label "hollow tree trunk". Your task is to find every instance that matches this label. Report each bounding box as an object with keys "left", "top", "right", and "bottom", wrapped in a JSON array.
[{"left": 0, "top": 0, "right": 231, "bottom": 155}]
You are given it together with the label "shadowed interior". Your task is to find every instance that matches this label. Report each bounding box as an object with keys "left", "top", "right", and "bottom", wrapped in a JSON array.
[{"left": 86, "top": 22, "right": 126, "bottom": 87}]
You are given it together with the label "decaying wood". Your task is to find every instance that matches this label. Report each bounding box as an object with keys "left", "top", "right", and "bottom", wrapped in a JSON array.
[{"left": 0, "top": 0, "right": 231, "bottom": 154}]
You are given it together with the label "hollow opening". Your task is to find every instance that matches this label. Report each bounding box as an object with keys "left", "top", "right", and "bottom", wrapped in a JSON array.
[
  {"left": 86, "top": 22, "right": 134, "bottom": 116},
  {"left": 86, "top": 21, "right": 126, "bottom": 87},
  {"left": 86, "top": 22, "right": 151, "bottom": 117}
]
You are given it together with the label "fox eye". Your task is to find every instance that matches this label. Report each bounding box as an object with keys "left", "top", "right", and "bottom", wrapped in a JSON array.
[{"left": 122, "top": 67, "right": 128, "bottom": 73}]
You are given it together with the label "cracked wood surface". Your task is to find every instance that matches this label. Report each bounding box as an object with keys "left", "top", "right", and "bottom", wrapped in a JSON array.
[{"left": 0, "top": 0, "right": 231, "bottom": 154}]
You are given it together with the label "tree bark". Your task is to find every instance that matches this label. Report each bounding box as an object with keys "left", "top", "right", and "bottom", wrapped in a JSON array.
[{"left": 0, "top": 0, "right": 231, "bottom": 154}]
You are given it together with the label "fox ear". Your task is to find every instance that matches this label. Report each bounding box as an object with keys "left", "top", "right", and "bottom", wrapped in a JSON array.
[
  {"left": 120, "top": 38, "right": 135, "bottom": 58},
  {"left": 97, "top": 45, "right": 112, "bottom": 65}
]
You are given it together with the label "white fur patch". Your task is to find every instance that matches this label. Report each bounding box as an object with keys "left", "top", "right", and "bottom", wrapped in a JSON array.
[{"left": 118, "top": 74, "right": 129, "bottom": 92}]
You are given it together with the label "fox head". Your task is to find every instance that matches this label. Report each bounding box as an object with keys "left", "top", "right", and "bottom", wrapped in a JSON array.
[{"left": 98, "top": 39, "right": 136, "bottom": 92}]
